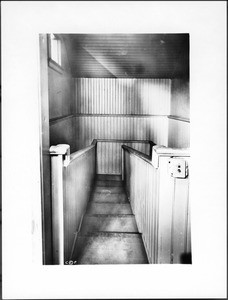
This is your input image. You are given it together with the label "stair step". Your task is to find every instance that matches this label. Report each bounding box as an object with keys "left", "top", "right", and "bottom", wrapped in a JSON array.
[
  {"left": 72, "top": 232, "right": 148, "bottom": 264},
  {"left": 91, "top": 192, "right": 128, "bottom": 203},
  {"left": 80, "top": 214, "right": 138, "bottom": 234},
  {"left": 86, "top": 202, "right": 132, "bottom": 215},
  {"left": 71, "top": 174, "right": 148, "bottom": 265},
  {"left": 93, "top": 186, "right": 125, "bottom": 194},
  {"left": 96, "top": 174, "right": 122, "bottom": 181},
  {"left": 96, "top": 180, "right": 124, "bottom": 187}
]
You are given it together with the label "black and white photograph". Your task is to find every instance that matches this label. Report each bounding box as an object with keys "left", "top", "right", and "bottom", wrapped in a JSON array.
[
  {"left": 40, "top": 32, "right": 190, "bottom": 266},
  {"left": 2, "top": 1, "right": 227, "bottom": 299}
]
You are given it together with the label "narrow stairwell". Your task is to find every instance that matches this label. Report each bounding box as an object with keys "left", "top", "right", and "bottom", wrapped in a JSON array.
[{"left": 72, "top": 175, "right": 148, "bottom": 264}]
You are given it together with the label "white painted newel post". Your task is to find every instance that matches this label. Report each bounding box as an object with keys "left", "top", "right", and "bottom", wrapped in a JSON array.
[{"left": 49, "top": 144, "right": 70, "bottom": 265}]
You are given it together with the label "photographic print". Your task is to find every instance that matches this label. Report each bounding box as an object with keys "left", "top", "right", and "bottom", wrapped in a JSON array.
[
  {"left": 2, "top": 2, "right": 226, "bottom": 299},
  {"left": 39, "top": 33, "right": 191, "bottom": 265}
]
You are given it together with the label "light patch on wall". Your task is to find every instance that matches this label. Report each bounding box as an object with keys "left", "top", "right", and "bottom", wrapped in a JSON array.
[{"left": 50, "top": 34, "right": 61, "bottom": 66}]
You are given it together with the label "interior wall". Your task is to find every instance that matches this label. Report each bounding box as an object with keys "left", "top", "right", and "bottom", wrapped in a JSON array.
[
  {"left": 168, "top": 78, "right": 190, "bottom": 148},
  {"left": 48, "top": 36, "right": 76, "bottom": 152},
  {"left": 74, "top": 78, "right": 170, "bottom": 150},
  {"left": 168, "top": 118, "right": 190, "bottom": 148},
  {"left": 170, "top": 78, "right": 189, "bottom": 118},
  {"left": 75, "top": 115, "right": 168, "bottom": 149}
]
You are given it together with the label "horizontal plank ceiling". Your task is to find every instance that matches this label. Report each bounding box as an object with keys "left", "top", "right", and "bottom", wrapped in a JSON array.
[{"left": 61, "top": 34, "right": 189, "bottom": 79}]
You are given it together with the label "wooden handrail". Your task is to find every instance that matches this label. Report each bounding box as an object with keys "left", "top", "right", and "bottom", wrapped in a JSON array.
[
  {"left": 50, "top": 141, "right": 97, "bottom": 167},
  {"left": 168, "top": 115, "right": 190, "bottom": 123},
  {"left": 50, "top": 140, "right": 97, "bottom": 164},
  {"left": 70, "top": 145, "right": 95, "bottom": 162},
  {"left": 95, "top": 139, "right": 152, "bottom": 144},
  {"left": 122, "top": 145, "right": 152, "bottom": 165},
  {"left": 49, "top": 139, "right": 97, "bottom": 264},
  {"left": 50, "top": 114, "right": 74, "bottom": 124}
]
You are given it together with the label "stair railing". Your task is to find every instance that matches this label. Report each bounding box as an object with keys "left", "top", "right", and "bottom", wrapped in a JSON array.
[
  {"left": 49, "top": 140, "right": 97, "bottom": 264},
  {"left": 122, "top": 143, "right": 191, "bottom": 264}
]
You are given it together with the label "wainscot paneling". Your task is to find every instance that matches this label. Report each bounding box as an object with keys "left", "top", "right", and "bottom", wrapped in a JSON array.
[
  {"left": 75, "top": 78, "right": 171, "bottom": 115},
  {"left": 97, "top": 140, "right": 151, "bottom": 175},
  {"left": 74, "top": 115, "right": 168, "bottom": 174},
  {"left": 74, "top": 78, "right": 171, "bottom": 173},
  {"left": 123, "top": 146, "right": 191, "bottom": 263},
  {"left": 75, "top": 116, "right": 168, "bottom": 150}
]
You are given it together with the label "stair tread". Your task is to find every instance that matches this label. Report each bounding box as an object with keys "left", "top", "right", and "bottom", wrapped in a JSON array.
[
  {"left": 79, "top": 231, "right": 141, "bottom": 237},
  {"left": 72, "top": 176, "right": 148, "bottom": 265},
  {"left": 96, "top": 174, "right": 122, "bottom": 181},
  {"left": 86, "top": 202, "right": 132, "bottom": 215},
  {"left": 96, "top": 180, "right": 124, "bottom": 187},
  {"left": 72, "top": 233, "right": 148, "bottom": 264},
  {"left": 80, "top": 214, "right": 138, "bottom": 234},
  {"left": 94, "top": 186, "right": 125, "bottom": 193},
  {"left": 85, "top": 214, "right": 134, "bottom": 217},
  {"left": 91, "top": 192, "right": 128, "bottom": 203}
]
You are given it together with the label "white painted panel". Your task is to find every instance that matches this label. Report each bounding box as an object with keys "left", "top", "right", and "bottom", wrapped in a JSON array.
[
  {"left": 123, "top": 148, "right": 191, "bottom": 264},
  {"left": 64, "top": 146, "right": 96, "bottom": 261}
]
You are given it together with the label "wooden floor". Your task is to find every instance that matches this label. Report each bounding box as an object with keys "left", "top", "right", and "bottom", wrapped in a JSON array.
[{"left": 72, "top": 175, "right": 148, "bottom": 264}]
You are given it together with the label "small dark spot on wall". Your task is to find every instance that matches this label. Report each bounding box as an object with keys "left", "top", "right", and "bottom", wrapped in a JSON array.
[
  {"left": 135, "top": 64, "right": 145, "bottom": 75},
  {"left": 180, "top": 252, "right": 192, "bottom": 264}
]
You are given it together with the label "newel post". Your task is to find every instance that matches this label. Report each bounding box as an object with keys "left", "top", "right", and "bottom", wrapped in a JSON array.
[{"left": 49, "top": 144, "right": 70, "bottom": 265}]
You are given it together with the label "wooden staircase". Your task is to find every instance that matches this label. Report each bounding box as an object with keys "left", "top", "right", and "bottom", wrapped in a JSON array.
[{"left": 72, "top": 175, "right": 148, "bottom": 264}]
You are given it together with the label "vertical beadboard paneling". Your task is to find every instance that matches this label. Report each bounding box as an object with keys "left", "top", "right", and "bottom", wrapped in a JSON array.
[
  {"left": 74, "top": 115, "right": 168, "bottom": 172},
  {"left": 74, "top": 77, "right": 171, "bottom": 172},
  {"left": 75, "top": 78, "right": 171, "bottom": 115},
  {"left": 96, "top": 141, "right": 150, "bottom": 174},
  {"left": 123, "top": 148, "right": 190, "bottom": 264},
  {"left": 124, "top": 151, "right": 159, "bottom": 263},
  {"left": 75, "top": 116, "right": 168, "bottom": 148}
]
